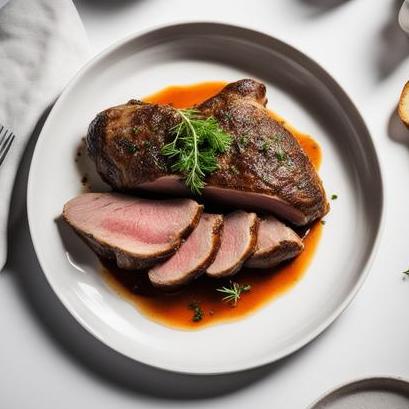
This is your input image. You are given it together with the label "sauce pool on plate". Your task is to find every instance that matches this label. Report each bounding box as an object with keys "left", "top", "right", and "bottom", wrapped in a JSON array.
[{"left": 101, "top": 81, "right": 323, "bottom": 330}]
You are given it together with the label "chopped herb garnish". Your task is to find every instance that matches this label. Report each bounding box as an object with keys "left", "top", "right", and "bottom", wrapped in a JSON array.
[
  {"left": 239, "top": 135, "right": 249, "bottom": 146},
  {"left": 161, "top": 108, "right": 232, "bottom": 194},
  {"left": 224, "top": 112, "right": 233, "bottom": 122},
  {"left": 229, "top": 165, "right": 240, "bottom": 176},
  {"left": 216, "top": 282, "right": 251, "bottom": 306},
  {"left": 143, "top": 140, "right": 152, "bottom": 149},
  {"left": 237, "top": 135, "right": 249, "bottom": 153},
  {"left": 275, "top": 149, "right": 287, "bottom": 162},
  {"left": 273, "top": 134, "right": 282, "bottom": 143},
  {"left": 132, "top": 126, "right": 140, "bottom": 134},
  {"left": 117, "top": 138, "right": 138, "bottom": 154},
  {"left": 188, "top": 301, "right": 204, "bottom": 322},
  {"left": 260, "top": 141, "right": 270, "bottom": 153},
  {"left": 331, "top": 194, "right": 338, "bottom": 200}
]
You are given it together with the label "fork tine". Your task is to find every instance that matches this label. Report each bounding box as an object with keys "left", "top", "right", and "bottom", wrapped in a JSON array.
[
  {"left": 0, "top": 132, "right": 12, "bottom": 155},
  {"left": 0, "top": 128, "right": 7, "bottom": 147},
  {"left": 0, "top": 133, "right": 15, "bottom": 166},
  {"left": 0, "top": 132, "right": 14, "bottom": 154}
]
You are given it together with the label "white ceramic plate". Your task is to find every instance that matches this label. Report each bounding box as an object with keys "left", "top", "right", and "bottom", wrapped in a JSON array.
[{"left": 27, "top": 23, "right": 383, "bottom": 374}]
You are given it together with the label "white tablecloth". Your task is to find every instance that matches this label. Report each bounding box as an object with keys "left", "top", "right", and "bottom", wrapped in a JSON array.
[{"left": 2, "top": 0, "right": 409, "bottom": 408}]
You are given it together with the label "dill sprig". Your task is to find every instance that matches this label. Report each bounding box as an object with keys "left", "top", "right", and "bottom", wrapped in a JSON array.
[
  {"left": 216, "top": 281, "right": 251, "bottom": 306},
  {"left": 161, "top": 109, "right": 232, "bottom": 194}
]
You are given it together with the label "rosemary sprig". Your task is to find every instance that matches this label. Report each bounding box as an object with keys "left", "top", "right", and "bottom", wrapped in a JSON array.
[
  {"left": 216, "top": 281, "right": 251, "bottom": 306},
  {"left": 161, "top": 109, "right": 232, "bottom": 194}
]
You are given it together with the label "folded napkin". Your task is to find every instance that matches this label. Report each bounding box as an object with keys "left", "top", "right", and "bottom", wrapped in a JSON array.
[{"left": 0, "top": 0, "right": 90, "bottom": 270}]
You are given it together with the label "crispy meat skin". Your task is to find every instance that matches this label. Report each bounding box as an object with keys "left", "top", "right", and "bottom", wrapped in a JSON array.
[
  {"left": 87, "top": 99, "right": 179, "bottom": 188},
  {"left": 87, "top": 79, "right": 329, "bottom": 225}
]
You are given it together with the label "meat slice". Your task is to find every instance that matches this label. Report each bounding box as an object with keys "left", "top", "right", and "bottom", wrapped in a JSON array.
[
  {"left": 245, "top": 216, "right": 304, "bottom": 269},
  {"left": 63, "top": 193, "right": 202, "bottom": 270},
  {"left": 148, "top": 214, "right": 223, "bottom": 289},
  {"left": 87, "top": 79, "right": 329, "bottom": 225},
  {"left": 207, "top": 211, "right": 258, "bottom": 278}
]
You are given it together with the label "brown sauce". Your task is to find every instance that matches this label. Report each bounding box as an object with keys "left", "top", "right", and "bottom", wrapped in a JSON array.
[{"left": 102, "top": 81, "right": 323, "bottom": 330}]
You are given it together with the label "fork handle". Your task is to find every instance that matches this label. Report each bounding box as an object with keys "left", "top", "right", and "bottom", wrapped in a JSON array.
[{"left": 0, "top": 133, "right": 20, "bottom": 271}]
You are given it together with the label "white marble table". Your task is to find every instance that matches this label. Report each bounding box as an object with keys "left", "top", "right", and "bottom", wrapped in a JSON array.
[{"left": 2, "top": 0, "right": 409, "bottom": 407}]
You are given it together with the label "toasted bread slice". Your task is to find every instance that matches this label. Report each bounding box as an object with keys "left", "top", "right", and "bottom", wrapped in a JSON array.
[{"left": 399, "top": 81, "right": 409, "bottom": 128}]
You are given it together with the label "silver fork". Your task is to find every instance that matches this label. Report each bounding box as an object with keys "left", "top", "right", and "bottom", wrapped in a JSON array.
[{"left": 0, "top": 125, "right": 15, "bottom": 167}]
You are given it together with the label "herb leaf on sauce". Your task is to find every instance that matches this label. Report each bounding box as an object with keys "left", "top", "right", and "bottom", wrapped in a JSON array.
[
  {"left": 216, "top": 282, "right": 251, "bottom": 306},
  {"left": 188, "top": 301, "right": 204, "bottom": 322}
]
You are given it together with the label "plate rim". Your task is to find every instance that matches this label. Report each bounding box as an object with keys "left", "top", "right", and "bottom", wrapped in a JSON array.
[{"left": 27, "top": 21, "right": 385, "bottom": 375}]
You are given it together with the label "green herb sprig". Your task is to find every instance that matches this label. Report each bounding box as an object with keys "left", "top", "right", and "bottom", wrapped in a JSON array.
[
  {"left": 161, "top": 109, "right": 232, "bottom": 194},
  {"left": 117, "top": 138, "right": 139, "bottom": 154},
  {"left": 216, "top": 281, "right": 251, "bottom": 306},
  {"left": 188, "top": 301, "right": 204, "bottom": 322}
]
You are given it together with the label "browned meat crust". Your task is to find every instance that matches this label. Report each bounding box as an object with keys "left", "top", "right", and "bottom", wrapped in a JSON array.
[
  {"left": 87, "top": 79, "right": 329, "bottom": 225},
  {"left": 245, "top": 239, "right": 303, "bottom": 269},
  {"left": 198, "top": 80, "right": 329, "bottom": 224},
  {"left": 87, "top": 99, "right": 180, "bottom": 189}
]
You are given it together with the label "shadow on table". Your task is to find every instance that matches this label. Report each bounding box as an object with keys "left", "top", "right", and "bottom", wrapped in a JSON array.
[
  {"left": 73, "top": 0, "right": 146, "bottom": 12},
  {"left": 388, "top": 106, "right": 409, "bottom": 147},
  {"left": 5, "top": 111, "right": 336, "bottom": 401},
  {"left": 296, "top": 0, "right": 351, "bottom": 15},
  {"left": 376, "top": 0, "right": 409, "bottom": 81}
]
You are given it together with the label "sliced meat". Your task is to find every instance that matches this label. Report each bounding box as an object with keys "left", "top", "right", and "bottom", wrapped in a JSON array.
[
  {"left": 148, "top": 214, "right": 223, "bottom": 289},
  {"left": 63, "top": 193, "right": 202, "bottom": 270},
  {"left": 207, "top": 211, "right": 258, "bottom": 278},
  {"left": 245, "top": 216, "right": 304, "bottom": 269},
  {"left": 87, "top": 79, "right": 329, "bottom": 225}
]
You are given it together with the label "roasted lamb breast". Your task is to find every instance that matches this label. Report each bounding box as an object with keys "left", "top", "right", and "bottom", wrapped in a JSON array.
[{"left": 87, "top": 79, "right": 328, "bottom": 225}]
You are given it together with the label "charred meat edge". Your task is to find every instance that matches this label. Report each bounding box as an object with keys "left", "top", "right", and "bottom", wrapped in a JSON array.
[{"left": 245, "top": 238, "right": 304, "bottom": 269}]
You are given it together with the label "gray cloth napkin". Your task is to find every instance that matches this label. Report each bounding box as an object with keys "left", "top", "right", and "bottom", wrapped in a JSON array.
[{"left": 0, "top": 0, "right": 90, "bottom": 270}]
